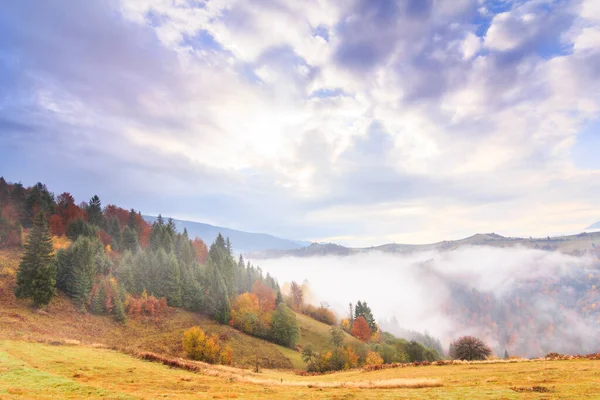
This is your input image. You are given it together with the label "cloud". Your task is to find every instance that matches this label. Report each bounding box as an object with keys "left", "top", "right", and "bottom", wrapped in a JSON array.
[
  {"left": 0, "top": 0, "right": 599, "bottom": 245},
  {"left": 254, "top": 246, "right": 600, "bottom": 357}
]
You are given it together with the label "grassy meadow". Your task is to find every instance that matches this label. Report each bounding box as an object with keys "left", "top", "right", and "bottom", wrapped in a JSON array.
[{"left": 1, "top": 340, "right": 600, "bottom": 399}]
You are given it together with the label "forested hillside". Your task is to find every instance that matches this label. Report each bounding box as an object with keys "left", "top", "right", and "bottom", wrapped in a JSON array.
[{"left": 0, "top": 177, "right": 444, "bottom": 371}]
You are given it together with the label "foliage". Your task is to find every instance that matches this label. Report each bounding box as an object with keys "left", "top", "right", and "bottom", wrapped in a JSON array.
[
  {"left": 289, "top": 281, "right": 304, "bottom": 312},
  {"left": 365, "top": 351, "right": 384, "bottom": 367},
  {"left": 86, "top": 195, "right": 104, "bottom": 227},
  {"left": 14, "top": 212, "right": 56, "bottom": 307},
  {"left": 355, "top": 301, "right": 376, "bottom": 332},
  {"left": 66, "top": 218, "right": 98, "bottom": 241},
  {"left": 305, "top": 303, "right": 337, "bottom": 325},
  {"left": 351, "top": 316, "right": 372, "bottom": 343},
  {"left": 182, "top": 326, "right": 232, "bottom": 365},
  {"left": 450, "top": 336, "right": 493, "bottom": 361},
  {"left": 56, "top": 236, "right": 104, "bottom": 308},
  {"left": 270, "top": 303, "right": 299, "bottom": 347},
  {"left": 90, "top": 276, "right": 127, "bottom": 322}
]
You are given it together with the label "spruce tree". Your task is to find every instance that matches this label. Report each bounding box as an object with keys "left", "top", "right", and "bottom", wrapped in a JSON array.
[
  {"left": 87, "top": 195, "right": 104, "bottom": 227},
  {"left": 106, "top": 216, "right": 122, "bottom": 251},
  {"left": 206, "top": 259, "right": 230, "bottom": 324},
  {"left": 122, "top": 226, "right": 139, "bottom": 253},
  {"left": 15, "top": 212, "right": 57, "bottom": 307},
  {"left": 165, "top": 252, "right": 182, "bottom": 307}
]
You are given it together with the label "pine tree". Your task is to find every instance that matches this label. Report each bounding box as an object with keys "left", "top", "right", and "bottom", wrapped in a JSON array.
[
  {"left": 15, "top": 212, "right": 57, "bottom": 307},
  {"left": 107, "top": 216, "right": 122, "bottom": 251},
  {"left": 165, "top": 252, "right": 182, "bottom": 307},
  {"left": 117, "top": 251, "right": 135, "bottom": 293},
  {"left": 70, "top": 237, "right": 96, "bottom": 308},
  {"left": 504, "top": 349, "right": 509, "bottom": 359},
  {"left": 122, "top": 226, "right": 139, "bottom": 252},
  {"left": 87, "top": 195, "right": 104, "bottom": 227},
  {"left": 206, "top": 259, "right": 230, "bottom": 324},
  {"left": 127, "top": 209, "right": 139, "bottom": 233}
]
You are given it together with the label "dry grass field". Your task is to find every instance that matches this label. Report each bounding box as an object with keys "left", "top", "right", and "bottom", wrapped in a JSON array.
[{"left": 1, "top": 340, "right": 600, "bottom": 399}]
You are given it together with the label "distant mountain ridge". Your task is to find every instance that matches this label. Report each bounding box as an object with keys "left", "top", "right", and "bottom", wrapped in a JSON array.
[
  {"left": 143, "top": 215, "right": 310, "bottom": 253},
  {"left": 251, "top": 231, "right": 600, "bottom": 259},
  {"left": 586, "top": 221, "right": 600, "bottom": 230}
]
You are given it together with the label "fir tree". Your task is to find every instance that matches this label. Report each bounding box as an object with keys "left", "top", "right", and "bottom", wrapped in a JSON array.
[
  {"left": 122, "top": 225, "right": 139, "bottom": 252},
  {"left": 206, "top": 259, "right": 230, "bottom": 324},
  {"left": 15, "top": 212, "right": 57, "bottom": 307},
  {"left": 87, "top": 195, "right": 104, "bottom": 227},
  {"left": 106, "top": 216, "right": 122, "bottom": 251},
  {"left": 165, "top": 252, "right": 182, "bottom": 307}
]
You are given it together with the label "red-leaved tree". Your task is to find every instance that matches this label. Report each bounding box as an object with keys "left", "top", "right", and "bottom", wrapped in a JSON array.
[{"left": 351, "top": 316, "right": 372, "bottom": 343}]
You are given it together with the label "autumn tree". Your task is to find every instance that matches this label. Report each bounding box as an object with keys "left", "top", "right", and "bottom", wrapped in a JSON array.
[
  {"left": 15, "top": 212, "right": 57, "bottom": 307},
  {"left": 252, "top": 280, "right": 276, "bottom": 313},
  {"left": 355, "top": 301, "right": 376, "bottom": 332},
  {"left": 351, "top": 316, "right": 372, "bottom": 342},
  {"left": 450, "top": 336, "right": 492, "bottom": 361},
  {"left": 289, "top": 281, "right": 304, "bottom": 312},
  {"left": 192, "top": 237, "right": 208, "bottom": 263}
]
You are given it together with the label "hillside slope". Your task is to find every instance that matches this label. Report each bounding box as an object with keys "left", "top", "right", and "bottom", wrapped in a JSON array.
[
  {"left": 0, "top": 249, "right": 350, "bottom": 370},
  {"left": 143, "top": 215, "right": 310, "bottom": 253}
]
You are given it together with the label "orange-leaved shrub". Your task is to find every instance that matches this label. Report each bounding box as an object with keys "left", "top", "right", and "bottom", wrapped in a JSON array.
[
  {"left": 182, "top": 326, "right": 232, "bottom": 365},
  {"left": 304, "top": 303, "right": 337, "bottom": 325}
]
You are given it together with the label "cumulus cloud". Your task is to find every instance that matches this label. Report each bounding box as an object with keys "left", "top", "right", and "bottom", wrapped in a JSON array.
[{"left": 0, "top": 0, "right": 599, "bottom": 245}]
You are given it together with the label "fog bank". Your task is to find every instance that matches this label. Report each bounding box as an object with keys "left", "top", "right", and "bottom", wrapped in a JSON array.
[{"left": 252, "top": 246, "right": 600, "bottom": 357}]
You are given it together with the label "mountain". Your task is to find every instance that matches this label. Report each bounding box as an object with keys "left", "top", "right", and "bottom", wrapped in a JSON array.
[
  {"left": 586, "top": 221, "right": 600, "bottom": 230},
  {"left": 143, "top": 215, "right": 310, "bottom": 253},
  {"left": 252, "top": 231, "right": 600, "bottom": 258}
]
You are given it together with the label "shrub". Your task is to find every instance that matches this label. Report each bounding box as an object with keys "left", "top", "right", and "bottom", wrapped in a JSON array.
[
  {"left": 450, "top": 336, "right": 492, "bottom": 361},
  {"left": 182, "top": 326, "right": 232, "bottom": 365},
  {"left": 305, "top": 303, "right": 337, "bottom": 325},
  {"left": 365, "top": 351, "right": 384, "bottom": 367}
]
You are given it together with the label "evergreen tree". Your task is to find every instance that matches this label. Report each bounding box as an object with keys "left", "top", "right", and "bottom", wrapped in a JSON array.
[
  {"left": 206, "top": 259, "right": 230, "bottom": 324},
  {"left": 87, "top": 195, "right": 104, "bottom": 227},
  {"left": 127, "top": 209, "right": 139, "bottom": 233},
  {"left": 122, "top": 225, "right": 139, "bottom": 252},
  {"left": 57, "top": 236, "right": 96, "bottom": 308},
  {"left": 275, "top": 290, "right": 283, "bottom": 305},
  {"left": 117, "top": 251, "right": 135, "bottom": 293},
  {"left": 66, "top": 218, "right": 98, "bottom": 241},
  {"left": 504, "top": 349, "right": 509, "bottom": 359},
  {"left": 106, "top": 216, "right": 122, "bottom": 251},
  {"left": 24, "top": 183, "right": 55, "bottom": 228},
  {"left": 355, "top": 301, "right": 376, "bottom": 332},
  {"left": 182, "top": 265, "right": 203, "bottom": 311},
  {"left": 15, "top": 212, "right": 57, "bottom": 307},
  {"left": 165, "top": 252, "right": 182, "bottom": 307}
]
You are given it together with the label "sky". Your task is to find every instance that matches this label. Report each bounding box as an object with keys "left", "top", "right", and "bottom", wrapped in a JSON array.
[{"left": 0, "top": 0, "right": 599, "bottom": 247}]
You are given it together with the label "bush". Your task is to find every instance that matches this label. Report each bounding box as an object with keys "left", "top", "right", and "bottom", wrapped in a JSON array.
[
  {"left": 182, "top": 326, "right": 232, "bottom": 365},
  {"left": 365, "top": 351, "right": 384, "bottom": 367},
  {"left": 450, "top": 336, "right": 492, "bottom": 361},
  {"left": 304, "top": 303, "right": 337, "bottom": 325}
]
